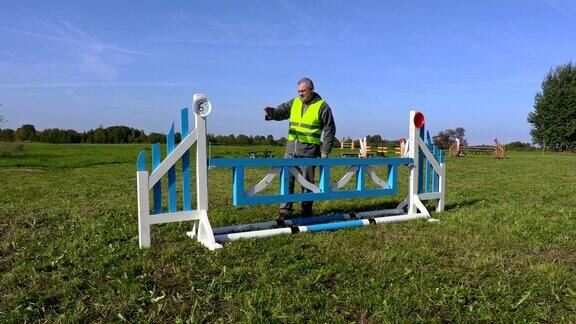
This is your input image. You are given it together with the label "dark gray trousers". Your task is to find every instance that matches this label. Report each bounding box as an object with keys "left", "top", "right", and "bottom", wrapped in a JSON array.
[{"left": 279, "top": 164, "right": 316, "bottom": 216}]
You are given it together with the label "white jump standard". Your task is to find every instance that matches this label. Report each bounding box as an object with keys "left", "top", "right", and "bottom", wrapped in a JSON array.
[{"left": 136, "top": 94, "right": 446, "bottom": 250}]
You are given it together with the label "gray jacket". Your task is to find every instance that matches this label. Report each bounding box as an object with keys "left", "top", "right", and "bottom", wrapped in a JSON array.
[{"left": 268, "top": 93, "right": 336, "bottom": 157}]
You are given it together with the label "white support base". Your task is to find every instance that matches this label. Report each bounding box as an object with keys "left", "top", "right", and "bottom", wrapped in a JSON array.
[
  {"left": 187, "top": 210, "right": 223, "bottom": 250},
  {"left": 143, "top": 210, "right": 201, "bottom": 225},
  {"left": 139, "top": 211, "right": 204, "bottom": 248},
  {"left": 187, "top": 228, "right": 223, "bottom": 250}
]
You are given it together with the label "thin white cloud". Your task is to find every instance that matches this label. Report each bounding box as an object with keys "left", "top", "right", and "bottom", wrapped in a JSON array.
[
  {"left": 0, "top": 82, "right": 194, "bottom": 89},
  {"left": 537, "top": 0, "right": 576, "bottom": 15},
  {"left": 506, "top": 19, "right": 539, "bottom": 58},
  {"left": 147, "top": 37, "right": 313, "bottom": 47},
  {"left": 0, "top": 19, "right": 145, "bottom": 80},
  {"left": 148, "top": 10, "right": 319, "bottom": 48},
  {"left": 63, "top": 89, "right": 94, "bottom": 107}
]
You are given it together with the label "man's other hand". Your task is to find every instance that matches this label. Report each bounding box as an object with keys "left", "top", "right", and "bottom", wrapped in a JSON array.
[{"left": 321, "top": 152, "right": 328, "bottom": 158}]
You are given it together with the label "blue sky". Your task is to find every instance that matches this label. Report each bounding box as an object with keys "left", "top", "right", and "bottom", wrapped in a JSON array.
[{"left": 1, "top": 0, "right": 575, "bottom": 144}]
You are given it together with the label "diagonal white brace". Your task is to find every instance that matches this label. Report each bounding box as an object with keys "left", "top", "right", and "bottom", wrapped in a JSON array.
[
  {"left": 289, "top": 167, "right": 321, "bottom": 193},
  {"left": 330, "top": 166, "right": 359, "bottom": 191},
  {"left": 364, "top": 165, "right": 388, "bottom": 189},
  {"left": 245, "top": 167, "right": 281, "bottom": 196}
]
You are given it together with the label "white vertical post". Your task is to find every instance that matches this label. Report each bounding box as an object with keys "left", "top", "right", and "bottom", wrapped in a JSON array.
[
  {"left": 437, "top": 163, "right": 446, "bottom": 212},
  {"left": 196, "top": 112, "right": 208, "bottom": 212},
  {"left": 456, "top": 138, "right": 460, "bottom": 153},
  {"left": 189, "top": 94, "right": 222, "bottom": 250},
  {"left": 407, "top": 111, "right": 419, "bottom": 215},
  {"left": 137, "top": 170, "right": 151, "bottom": 247}
]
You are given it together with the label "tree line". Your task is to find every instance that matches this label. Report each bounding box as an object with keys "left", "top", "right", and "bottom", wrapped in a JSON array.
[
  {"left": 0, "top": 122, "right": 539, "bottom": 150},
  {"left": 0, "top": 124, "right": 295, "bottom": 146}
]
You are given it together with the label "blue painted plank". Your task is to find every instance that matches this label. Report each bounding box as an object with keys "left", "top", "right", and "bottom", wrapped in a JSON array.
[
  {"left": 181, "top": 108, "right": 192, "bottom": 211},
  {"left": 418, "top": 126, "right": 425, "bottom": 194},
  {"left": 289, "top": 214, "right": 349, "bottom": 226},
  {"left": 426, "top": 132, "right": 433, "bottom": 193},
  {"left": 151, "top": 143, "right": 162, "bottom": 214},
  {"left": 319, "top": 166, "right": 330, "bottom": 193},
  {"left": 209, "top": 157, "right": 414, "bottom": 168},
  {"left": 136, "top": 150, "right": 147, "bottom": 171},
  {"left": 305, "top": 219, "right": 365, "bottom": 232},
  {"left": 232, "top": 167, "right": 244, "bottom": 206},
  {"left": 167, "top": 123, "right": 177, "bottom": 213},
  {"left": 280, "top": 166, "right": 290, "bottom": 195},
  {"left": 433, "top": 145, "right": 439, "bottom": 192},
  {"left": 387, "top": 164, "right": 398, "bottom": 194},
  {"left": 356, "top": 165, "right": 365, "bottom": 191}
]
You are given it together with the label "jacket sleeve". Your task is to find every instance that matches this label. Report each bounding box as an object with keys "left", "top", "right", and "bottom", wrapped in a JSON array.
[
  {"left": 319, "top": 103, "right": 336, "bottom": 154},
  {"left": 269, "top": 99, "right": 293, "bottom": 121}
]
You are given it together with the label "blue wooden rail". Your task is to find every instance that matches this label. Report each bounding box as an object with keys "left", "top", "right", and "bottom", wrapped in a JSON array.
[
  {"left": 209, "top": 157, "right": 413, "bottom": 206},
  {"left": 416, "top": 124, "right": 445, "bottom": 195}
]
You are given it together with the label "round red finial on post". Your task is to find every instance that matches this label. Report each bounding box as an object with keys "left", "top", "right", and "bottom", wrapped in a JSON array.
[{"left": 413, "top": 112, "right": 425, "bottom": 128}]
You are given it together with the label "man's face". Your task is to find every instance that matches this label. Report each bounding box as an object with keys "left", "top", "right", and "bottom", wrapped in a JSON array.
[{"left": 297, "top": 83, "right": 313, "bottom": 103}]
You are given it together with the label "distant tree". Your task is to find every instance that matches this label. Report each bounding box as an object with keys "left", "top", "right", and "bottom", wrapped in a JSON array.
[
  {"left": 106, "top": 126, "right": 131, "bottom": 143},
  {"left": 277, "top": 136, "right": 287, "bottom": 147},
  {"left": 365, "top": 135, "right": 384, "bottom": 147},
  {"left": 147, "top": 133, "right": 165, "bottom": 144},
  {"left": 38, "top": 128, "right": 81, "bottom": 143},
  {"left": 362, "top": 135, "right": 401, "bottom": 148},
  {"left": 15, "top": 124, "right": 37, "bottom": 141},
  {"left": 505, "top": 141, "right": 536, "bottom": 150},
  {"left": 0, "top": 128, "right": 15, "bottom": 141},
  {"left": 93, "top": 127, "right": 107, "bottom": 143},
  {"left": 266, "top": 135, "right": 275, "bottom": 146},
  {"left": 433, "top": 128, "right": 467, "bottom": 149},
  {"left": 235, "top": 134, "right": 252, "bottom": 145},
  {"left": 527, "top": 61, "right": 576, "bottom": 151}
]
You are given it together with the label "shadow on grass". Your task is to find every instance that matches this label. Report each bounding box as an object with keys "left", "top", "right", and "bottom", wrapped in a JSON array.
[
  {"left": 316, "top": 198, "right": 482, "bottom": 215},
  {"left": 319, "top": 200, "right": 401, "bottom": 215}
]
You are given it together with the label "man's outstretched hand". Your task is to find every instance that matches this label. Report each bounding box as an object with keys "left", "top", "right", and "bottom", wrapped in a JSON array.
[
  {"left": 263, "top": 107, "right": 273, "bottom": 121},
  {"left": 321, "top": 152, "right": 329, "bottom": 158}
]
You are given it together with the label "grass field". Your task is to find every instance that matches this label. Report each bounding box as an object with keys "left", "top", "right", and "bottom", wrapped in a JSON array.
[{"left": 1, "top": 143, "right": 575, "bottom": 322}]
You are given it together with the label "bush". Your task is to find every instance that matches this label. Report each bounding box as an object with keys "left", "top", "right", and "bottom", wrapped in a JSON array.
[{"left": 0, "top": 142, "right": 24, "bottom": 156}]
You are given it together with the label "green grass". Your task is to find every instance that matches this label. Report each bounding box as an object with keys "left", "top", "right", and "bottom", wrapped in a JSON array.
[{"left": 1, "top": 143, "right": 575, "bottom": 322}]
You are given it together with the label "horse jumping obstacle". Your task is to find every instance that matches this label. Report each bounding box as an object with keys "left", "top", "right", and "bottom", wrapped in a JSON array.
[
  {"left": 358, "top": 137, "right": 405, "bottom": 158},
  {"left": 449, "top": 138, "right": 506, "bottom": 159},
  {"left": 340, "top": 138, "right": 357, "bottom": 149},
  {"left": 136, "top": 94, "right": 446, "bottom": 250},
  {"left": 342, "top": 138, "right": 405, "bottom": 157}
]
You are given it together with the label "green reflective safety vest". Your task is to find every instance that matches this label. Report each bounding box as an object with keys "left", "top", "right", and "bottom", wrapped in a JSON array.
[{"left": 288, "top": 97, "right": 324, "bottom": 145}]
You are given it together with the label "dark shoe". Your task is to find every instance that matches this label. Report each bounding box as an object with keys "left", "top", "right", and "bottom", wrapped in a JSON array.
[{"left": 276, "top": 210, "right": 292, "bottom": 225}]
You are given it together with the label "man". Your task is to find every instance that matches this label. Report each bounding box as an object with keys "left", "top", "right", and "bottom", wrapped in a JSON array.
[{"left": 263, "top": 78, "right": 336, "bottom": 221}]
